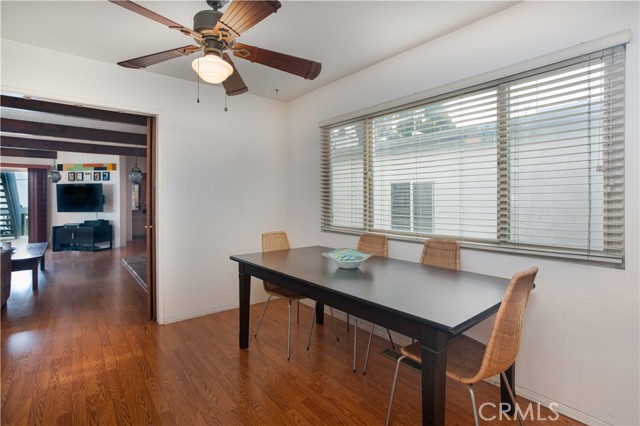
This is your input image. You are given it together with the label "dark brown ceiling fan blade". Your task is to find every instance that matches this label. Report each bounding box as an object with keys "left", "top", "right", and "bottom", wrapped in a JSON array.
[
  {"left": 232, "top": 43, "right": 321, "bottom": 80},
  {"left": 222, "top": 54, "right": 249, "bottom": 96},
  {"left": 108, "top": 0, "right": 202, "bottom": 40},
  {"left": 118, "top": 45, "right": 201, "bottom": 69},
  {"left": 214, "top": 0, "right": 281, "bottom": 41}
]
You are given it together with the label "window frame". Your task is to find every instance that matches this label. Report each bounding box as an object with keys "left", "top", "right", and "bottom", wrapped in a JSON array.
[{"left": 320, "top": 45, "right": 625, "bottom": 266}]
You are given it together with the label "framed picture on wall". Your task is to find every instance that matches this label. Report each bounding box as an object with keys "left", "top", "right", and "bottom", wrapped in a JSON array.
[
  {"left": 76, "top": 172, "right": 84, "bottom": 181},
  {"left": 93, "top": 172, "right": 101, "bottom": 181},
  {"left": 102, "top": 172, "right": 110, "bottom": 181},
  {"left": 68, "top": 172, "right": 75, "bottom": 181}
]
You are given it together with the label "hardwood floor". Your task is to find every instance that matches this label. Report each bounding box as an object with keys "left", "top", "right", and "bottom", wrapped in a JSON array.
[{"left": 2, "top": 244, "right": 583, "bottom": 425}]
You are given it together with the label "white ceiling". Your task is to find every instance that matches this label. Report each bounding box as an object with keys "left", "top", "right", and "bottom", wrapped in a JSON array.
[{"left": 1, "top": 1, "right": 518, "bottom": 101}]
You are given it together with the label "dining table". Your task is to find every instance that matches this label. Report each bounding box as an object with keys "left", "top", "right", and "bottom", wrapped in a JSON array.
[{"left": 230, "top": 245, "right": 514, "bottom": 426}]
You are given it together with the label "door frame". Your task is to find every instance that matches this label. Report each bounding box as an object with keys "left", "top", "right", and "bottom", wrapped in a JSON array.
[
  {"left": 146, "top": 117, "right": 157, "bottom": 320},
  {"left": 1, "top": 91, "right": 158, "bottom": 321}
]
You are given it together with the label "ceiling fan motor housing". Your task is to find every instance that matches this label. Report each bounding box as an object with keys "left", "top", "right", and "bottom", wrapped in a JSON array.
[
  {"left": 206, "top": 0, "right": 229, "bottom": 11},
  {"left": 194, "top": 9, "right": 224, "bottom": 35},
  {"left": 203, "top": 37, "right": 224, "bottom": 56}
]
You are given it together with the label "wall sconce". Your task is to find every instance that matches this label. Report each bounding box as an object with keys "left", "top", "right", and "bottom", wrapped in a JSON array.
[
  {"left": 129, "top": 158, "right": 143, "bottom": 184},
  {"left": 47, "top": 159, "right": 61, "bottom": 183}
]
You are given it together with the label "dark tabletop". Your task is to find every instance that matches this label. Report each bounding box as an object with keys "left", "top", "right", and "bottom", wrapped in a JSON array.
[
  {"left": 231, "top": 246, "right": 511, "bottom": 335},
  {"left": 11, "top": 242, "right": 47, "bottom": 261}
]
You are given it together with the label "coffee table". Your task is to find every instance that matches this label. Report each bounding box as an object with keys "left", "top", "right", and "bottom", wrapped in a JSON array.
[{"left": 11, "top": 242, "right": 48, "bottom": 291}]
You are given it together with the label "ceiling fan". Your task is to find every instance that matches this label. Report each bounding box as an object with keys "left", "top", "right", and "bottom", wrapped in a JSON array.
[{"left": 109, "top": 0, "right": 322, "bottom": 96}]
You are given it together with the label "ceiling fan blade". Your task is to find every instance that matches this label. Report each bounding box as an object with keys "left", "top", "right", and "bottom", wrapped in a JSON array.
[
  {"left": 118, "top": 45, "right": 201, "bottom": 69},
  {"left": 214, "top": 0, "right": 281, "bottom": 41},
  {"left": 108, "top": 0, "right": 202, "bottom": 40},
  {"left": 222, "top": 54, "right": 249, "bottom": 96},
  {"left": 232, "top": 43, "right": 321, "bottom": 80}
]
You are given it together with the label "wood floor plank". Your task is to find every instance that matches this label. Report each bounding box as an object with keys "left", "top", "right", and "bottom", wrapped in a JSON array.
[{"left": 2, "top": 241, "right": 583, "bottom": 425}]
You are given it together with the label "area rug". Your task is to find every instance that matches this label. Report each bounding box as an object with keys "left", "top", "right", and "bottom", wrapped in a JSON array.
[
  {"left": 122, "top": 253, "right": 147, "bottom": 291},
  {"left": 381, "top": 348, "right": 422, "bottom": 371}
]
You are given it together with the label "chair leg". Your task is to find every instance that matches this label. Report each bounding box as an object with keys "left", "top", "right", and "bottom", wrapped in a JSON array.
[
  {"left": 501, "top": 371, "right": 525, "bottom": 426},
  {"left": 386, "top": 328, "right": 395, "bottom": 349},
  {"left": 253, "top": 296, "right": 272, "bottom": 337},
  {"left": 385, "top": 354, "right": 406, "bottom": 426},
  {"left": 329, "top": 307, "right": 339, "bottom": 341},
  {"left": 287, "top": 299, "right": 292, "bottom": 360},
  {"left": 467, "top": 384, "right": 480, "bottom": 426},
  {"left": 363, "top": 325, "right": 395, "bottom": 374},
  {"left": 307, "top": 303, "right": 317, "bottom": 350},
  {"left": 362, "top": 323, "right": 375, "bottom": 375},
  {"left": 307, "top": 304, "right": 339, "bottom": 350},
  {"left": 353, "top": 317, "right": 358, "bottom": 372}
]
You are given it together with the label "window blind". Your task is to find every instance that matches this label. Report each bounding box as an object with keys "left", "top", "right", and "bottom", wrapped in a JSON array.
[
  {"left": 321, "top": 121, "right": 366, "bottom": 232},
  {"left": 321, "top": 45, "right": 625, "bottom": 263}
]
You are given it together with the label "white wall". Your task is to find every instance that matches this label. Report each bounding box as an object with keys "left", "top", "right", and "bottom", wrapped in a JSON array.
[
  {"left": 1, "top": 38, "right": 288, "bottom": 323},
  {"left": 2, "top": 1, "right": 638, "bottom": 425},
  {"left": 287, "top": 2, "right": 639, "bottom": 426}
]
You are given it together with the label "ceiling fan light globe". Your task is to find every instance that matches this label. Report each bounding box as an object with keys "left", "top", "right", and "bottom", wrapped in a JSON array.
[{"left": 192, "top": 55, "right": 233, "bottom": 84}]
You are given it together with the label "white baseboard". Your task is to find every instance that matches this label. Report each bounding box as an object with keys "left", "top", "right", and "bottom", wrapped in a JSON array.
[
  {"left": 160, "top": 295, "right": 272, "bottom": 325},
  {"left": 161, "top": 303, "right": 236, "bottom": 324},
  {"left": 484, "top": 376, "right": 610, "bottom": 426}
]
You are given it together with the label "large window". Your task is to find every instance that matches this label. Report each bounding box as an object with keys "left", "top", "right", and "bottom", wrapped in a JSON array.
[{"left": 321, "top": 46, "right": 625, "bottom": 263}]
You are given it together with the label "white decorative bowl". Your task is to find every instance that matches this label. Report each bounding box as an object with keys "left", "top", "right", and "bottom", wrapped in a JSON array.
[{"left": 322, "top": 248, "right": 372, "bottom": 269}]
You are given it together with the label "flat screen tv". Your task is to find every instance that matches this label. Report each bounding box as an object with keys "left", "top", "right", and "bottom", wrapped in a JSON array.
[{"left": 56, "top": 183, "right": 104, "bottom": 212}]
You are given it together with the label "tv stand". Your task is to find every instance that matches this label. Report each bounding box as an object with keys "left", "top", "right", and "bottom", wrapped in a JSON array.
[{"left": 52, "top": 220, "right": 113, "bottom": 252}]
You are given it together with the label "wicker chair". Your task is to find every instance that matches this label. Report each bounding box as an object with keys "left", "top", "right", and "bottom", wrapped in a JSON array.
[
  {"left": 420, "top": 238, "right": 460, "bottom": 270},
  {"left": 344, "top": 233, "right": 390, "bottom": 333},
  {"left": 361, "top": 238, "right": 460, "bottom": 374},
  {"left": 356, "top": 233, "right": 388, "bottom": 257},
  {"left": 256, "top": 232, "right": 337, "bottom": 360},
  {"left": 354, "top": 233, "right": 396, "bottom": 374},
  {"left": 385, "top": 266, "right": 538, "bottom": 426}
]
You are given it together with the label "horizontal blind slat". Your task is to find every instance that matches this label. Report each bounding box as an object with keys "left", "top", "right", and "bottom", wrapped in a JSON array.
[{"left": 321, "top": 45, "right": 625, "bottom": 262}]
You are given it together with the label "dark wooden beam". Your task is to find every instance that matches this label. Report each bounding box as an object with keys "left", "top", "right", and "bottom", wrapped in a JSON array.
[
  {"left": 1, "top": 136, "right": 147, "bottom": 158},
  {"left": 1, "top": 119, "right": 146, "bottom": 146},
  {"left": 1, "top": 148, "right": 57, "bottom": 159},
  {"left": 1, "top": 95, "right": 148, "bottom": 126}
]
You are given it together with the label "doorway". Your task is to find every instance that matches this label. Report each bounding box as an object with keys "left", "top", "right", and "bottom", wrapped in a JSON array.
[{"left": 0, "top": 94, "right": 157, "bottom": 320}]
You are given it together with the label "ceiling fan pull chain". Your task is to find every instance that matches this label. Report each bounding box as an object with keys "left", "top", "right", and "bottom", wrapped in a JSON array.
[
  {"left": 196, "top": 58, "right": 201, "bottom": 103},
  {"left": 224, "top": 92, "right": 228, "bottom": 112}
]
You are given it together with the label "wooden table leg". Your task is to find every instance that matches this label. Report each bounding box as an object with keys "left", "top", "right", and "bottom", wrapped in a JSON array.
[
  {"left": 239, "top": 266, "right": 251, "bottom": 349},
  {"left": 40, "top": 254, "right": 45, "bottom": 271},
  {"left": 420, "top": 330, "right": 448, "bottom": 426},
  {"left": 315, "top": 302, "right": 324, "bottom": 325},
  {"left": 31, "top": 262, "right": 38, "bottom": 291},
  {"left": 501, "top": 364, "right": 516, "bottom": 414}
]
